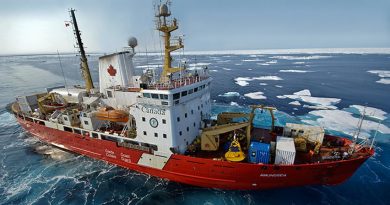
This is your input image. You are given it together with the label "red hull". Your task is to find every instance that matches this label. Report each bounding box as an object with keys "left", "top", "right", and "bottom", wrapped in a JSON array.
[{"left": 17, "top": 118, "right": 372, "bottom": 190}]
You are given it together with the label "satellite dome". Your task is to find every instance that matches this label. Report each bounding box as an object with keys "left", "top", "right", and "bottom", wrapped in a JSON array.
[
  {"left": 159, "top": 4, "right": 169, "bottom": 16},
  {"left": 128, "top": 37, "right": 138, "bottom": 48}
]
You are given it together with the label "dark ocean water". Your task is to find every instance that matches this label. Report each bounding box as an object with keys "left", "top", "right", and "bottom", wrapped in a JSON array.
[{"left": 0, "top": 52, "right": 389, "bottom": 205}]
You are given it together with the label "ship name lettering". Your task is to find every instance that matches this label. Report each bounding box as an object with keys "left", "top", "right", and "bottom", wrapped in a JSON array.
[
  {"left": 120, "top": 153, "right": 131, "bottom": 163},
  {"left": 260, "top": 174, "right": 287, "bottom": 177},
  {"left": 141, "top": 106, "right": 165, "bottom": 115},
  {"left": 105, "top": 149, "right": 116, "bottom": 159}
]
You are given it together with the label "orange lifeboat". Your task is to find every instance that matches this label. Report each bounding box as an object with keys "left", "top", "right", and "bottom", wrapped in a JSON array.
[{"left": 96, "top": 108, "right": 129, "bottom": 122}]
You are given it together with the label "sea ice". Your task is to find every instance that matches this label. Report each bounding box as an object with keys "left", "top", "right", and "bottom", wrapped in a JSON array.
[
  {"left": 242, "top": 58, "right": 264, "bottom": 62},
  {"left": 234, "top": 76, "right": 282, "bottom": 86},
  {"left": 230, "top": 102, "right": 240, "bottom": 106},
  {"left": 244, "top": 92, "right": 267, "bottom": 100},
  {"left": 367, "top": 70, "right": 390, "bottom": 78},
  {"left": 305, "top": 109, "right": 390, "bottom": 137},
  {"left": 265, "top": 60, "right": 278, "bottom": 64},
  {"left": 279, "top": 70, "right": 312, "bottom": 73},
  {"left": 289, "top": 101, "right": 301, "bottom": 106},
  {"left": 367, "top": 70, "right": 390, "bottom": 85},
  {"left": 377, "top": 78, "right": 390, "bottom": 84},
  {"left": 276, "top": 95, "right": 287, "bottom": 99},
  {"left": 270, "top": 55, "right": 332, "bottom": 60},
  {"left": 350, "top": 105, "right": 387, "bottom": 120},
  {"left": 260, "top": 83, "right": 268, "bottom": 86},
  {"left": 218, "top": 92, "right": 240, "bottom": 97},
  {"left": 283, "top": 89, "right": 340, "bottom": 107},
  {"left": 293, "top": 89, "right": 311, "bottom": 96}
]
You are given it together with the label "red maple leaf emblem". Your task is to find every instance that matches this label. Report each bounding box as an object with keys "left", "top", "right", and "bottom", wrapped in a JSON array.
[{"left": 107, "top": 65, "right": 117, "bottom": 76}]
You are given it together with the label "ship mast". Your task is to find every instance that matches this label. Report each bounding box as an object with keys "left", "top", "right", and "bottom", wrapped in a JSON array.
[
  {"left": 155, "top": 2, "right": 184, "bottom": 82},
  {"left": 69, "top": 9, "right": 94, "bottom": 93}
]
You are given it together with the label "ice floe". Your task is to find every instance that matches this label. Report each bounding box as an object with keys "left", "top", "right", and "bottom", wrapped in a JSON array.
[
  {"left": 260, "top": 83, "right": 268, "bottom": 86},
  {"left": 367, "top": 70, "right": 390, "bottom": 85},
  {"left": 367, "top": 70, "right": 390, "bottom": 78},
  {"left": 303, "top": 109, "right": 390, "bottom": 137},
  {"left": 279, "top": 70, "right": 312, "bottom": 73},
  {"left": 289, "top": 101, "right": 301, "bottom": 106},
  {"left": 242, "top": 58, "right": 264, "bottom": 62},
  {"left": 222, "top": 68, "right": 232, "bottom": 71},
  {"left": 139, "top": 48, "right": 390, "bottom": 56},
  {"left": 303, "top": 104, "right": 338, "bottom": 110},
  {"left": 294, "top": 89, "right": 311, "bottom": 96},
  {"left": 350, "top": 105, "right": 387, "bottom": 120},
  {"left": 276, "top": 95, "right": 287, "bottom": 99},
  {"left": 265, "top": 60, "right": 278, "bottom": 64},
  {"left": 230, "top": 102, "right": 240, "bottom": 106},
  {"left": 270, "top": 55, "right": 332, "bottom": 60},
  {"left": 257, "top": 63, "right": 270, "bottom": 66},
  {"left": 293, "top": 61, "right": 306, "bottom": 65},
  {"left": 218, "top": 92, "right": 240, "bottom": 97},
  {"left": 283, "top": 89, "right": 340, "bottom": 108},
  {"left": 275, "top": 85, "right": 283, "bottom": 88},
  {"left": 234, "top": 76, "right": 283, "bottom": 86},
  {"left": 377, "top": 78, "right": 390, "bottom": 84},
  {"left": 244, "top": 91, "right": 267, "bottom": 100}
]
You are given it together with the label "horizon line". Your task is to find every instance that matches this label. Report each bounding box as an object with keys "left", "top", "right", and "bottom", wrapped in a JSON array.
[{"left": 2, "top": 47, "right": 390, "bottom": 57}]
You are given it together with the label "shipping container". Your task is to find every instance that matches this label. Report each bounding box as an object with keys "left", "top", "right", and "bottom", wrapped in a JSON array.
[
  {"left": 275, "top": 136, "right": 296, "bottom": 165},
  {"left": 249, "top": 141, "right": 270, "bottom": 164}
]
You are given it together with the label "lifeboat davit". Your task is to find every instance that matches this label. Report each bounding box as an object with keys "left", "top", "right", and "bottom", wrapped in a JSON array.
[{"left": 96, "top": 108, "right": 129, "bottom": 122}]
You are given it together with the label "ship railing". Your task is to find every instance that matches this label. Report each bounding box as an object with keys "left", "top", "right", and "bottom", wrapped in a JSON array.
[{"left": 148, "top": 76, "right": 209, "bottom": 90}]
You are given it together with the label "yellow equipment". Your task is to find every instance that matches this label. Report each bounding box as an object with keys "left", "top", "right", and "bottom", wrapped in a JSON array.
[
  {"left": 200, "top": 105, "right": 276, "bottom": 151},
  {"left": 201, "top": 122, "right": 249, "bottom": 151},
  {"left": 37, "top": 93, "right": 67, "bottom": 114},
  {"left": 225, "top": 134, "right": 246, "bottom": 162}
]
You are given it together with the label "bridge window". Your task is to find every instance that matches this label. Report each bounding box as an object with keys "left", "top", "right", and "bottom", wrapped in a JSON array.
[
  {"left": 142, "top": 117, "right": 146, "bottom": 122},
  {"left": 91, "top": 132, "right": 99, "bottom": 138},
  {"left": 74, "top": 129, "right": 81, "bottom": 134},
  {"left": 162, "top": 119, "right": 166, "bottom": 124},
  {"left": 181, "top": 91, "right": 187, "bottom": 97},
  {"left": 143, "top": 131, "right": 147, "bottom": 136},
  {"left": 143, "top": 93, "right": 151, "bottom": 98},
  {"left": 179, "top": 131, "right": 182, "bottom": 136},
  {"left": 151, "top": 93, "right": 159, "bottom": 99},
  {"left": 163, "top": 134, "right": 167, "bottom": 138},
  {"left": 173, "top": 93, "right": 180, "bottom": 100},
  {"left": 194, "top": 87, "right": 198, "bottom": 92},
  {"left": 154, "top": 133, "right": 158, "bottom": 137},
  {"left": 177, "top": 117, "right": 180, "bottom": 122},
  {"left": 64, "top": 126, "right": 72, "bottom": 132},
  {"left": 160, "top": 94, "right": 168, "bottom": 100},
  {"left": 185, "top": 113, "right": 187, "bottom": 118},
  {"left": 188, "top": 89, "right": 193, "bottom": 94}
]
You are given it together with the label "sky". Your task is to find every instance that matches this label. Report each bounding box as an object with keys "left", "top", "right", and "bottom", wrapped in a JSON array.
[{"left": 1, "top": 0, "right": 390, "bottom": 55}]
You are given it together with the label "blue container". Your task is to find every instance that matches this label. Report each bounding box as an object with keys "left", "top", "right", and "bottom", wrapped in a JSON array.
[{"left": 249, "top": 142, "right": 270, "bottom": 164}]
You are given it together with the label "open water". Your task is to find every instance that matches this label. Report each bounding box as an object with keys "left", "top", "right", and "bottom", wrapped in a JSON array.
[{"left": 0, "top": 52, "right": 389, "bottom": 204}]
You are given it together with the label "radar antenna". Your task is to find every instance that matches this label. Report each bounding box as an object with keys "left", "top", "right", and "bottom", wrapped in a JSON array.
[{"left": 155, "top": 1, "right": 184, "bottom": 82}]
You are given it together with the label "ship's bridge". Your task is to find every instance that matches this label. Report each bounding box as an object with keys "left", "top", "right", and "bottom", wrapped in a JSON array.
[{"left": 130, "top": 75, "right": 212, "bottom": 154}]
